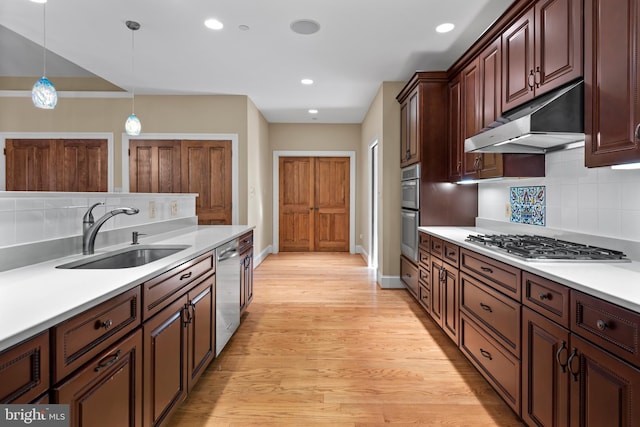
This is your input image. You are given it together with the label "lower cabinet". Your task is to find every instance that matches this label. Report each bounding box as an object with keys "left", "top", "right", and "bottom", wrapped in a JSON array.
[
  {"left": 143, "top": 272, "right": 216, "bottom": 427},
  {"left": 54, "top": 329, "right": 143, "bottom": 427},
  {"left": 430, "top": 256, "right": 459, "bottom": 345},
  {"left": 240, "top": 246, "right": 254, "bottom": 313},
  {"left": 0, "top": 331, "right": 50, "bottom": 404},
  {"left": 400, "top": 255, "right": 419, "bottom": 297}
]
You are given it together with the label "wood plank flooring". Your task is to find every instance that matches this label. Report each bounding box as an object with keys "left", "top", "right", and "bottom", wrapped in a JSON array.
[{"left": 167, "top": 253, "right": 523, "bottom": 426}]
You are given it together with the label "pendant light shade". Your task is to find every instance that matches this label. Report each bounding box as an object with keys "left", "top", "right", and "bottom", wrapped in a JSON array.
[
  {"left": 125, "top": 20, "right": 141, "bottom": 135},
  {"left": 32, "top": 1, "right": 57, "bottom": 109}
]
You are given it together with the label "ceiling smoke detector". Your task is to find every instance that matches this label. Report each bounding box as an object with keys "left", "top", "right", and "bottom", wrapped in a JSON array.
[{"left": 290, "top": 19, "right": 320, "bottom": 35}]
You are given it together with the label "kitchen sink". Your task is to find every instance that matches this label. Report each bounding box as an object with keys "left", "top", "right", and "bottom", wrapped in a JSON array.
[{"left": 56, "top": 245, "right": 191, "bottom": 269}]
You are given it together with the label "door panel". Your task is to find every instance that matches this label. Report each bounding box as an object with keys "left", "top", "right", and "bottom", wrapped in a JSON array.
[
  {"left": 129, "top": 140, "right": 181, "bottom": 193},
  {"left": 315, "top": 157, "right": 349, "bottom": 252},
  {"left": 279, "top": 157, "right": 314, "bottom": 252},
  {"left": 181, "top": 140, "right": 232, "bottom": 225},
  {"left": 57, "top": 139, "right": 108, "bottom": 192}
]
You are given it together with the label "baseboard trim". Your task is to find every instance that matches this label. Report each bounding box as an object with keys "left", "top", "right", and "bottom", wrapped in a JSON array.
[
  {"left": 378, "top": 275, "right": 405, "bottom": 289},
  {"left": 254, "top": 245, "right": 272, "bottom": 268}
]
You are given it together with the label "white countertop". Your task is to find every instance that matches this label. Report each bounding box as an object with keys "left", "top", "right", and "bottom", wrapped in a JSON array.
[
  {"left": 420, "top": 226, "right": 640, "bottom": 314},
  {"left": 0, "top": 225, "right": 252, "bottom": 352}
]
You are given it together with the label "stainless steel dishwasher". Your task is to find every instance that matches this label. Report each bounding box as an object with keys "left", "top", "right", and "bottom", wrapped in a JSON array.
[{"left": 215, "top": 238, "right": 240, "bottom": 356}]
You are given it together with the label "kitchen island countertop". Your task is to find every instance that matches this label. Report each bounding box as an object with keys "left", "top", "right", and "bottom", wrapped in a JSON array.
[
  {"left": 0, "top": 225, "right": 253, "bottom": 352},
  {"left": 420, "top": 226, "right": 640, "bottom": 314}
]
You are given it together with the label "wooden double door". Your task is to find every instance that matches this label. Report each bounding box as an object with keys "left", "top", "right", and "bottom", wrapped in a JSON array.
[
  {"left": 279, "top": 156, "right": 349, "bottom": 252},
  {"left": 5, "top": 138, "right": 108, "bottom": 192},
  {"left": 129, "top": 139, "right": 232, "bottom": 225}
]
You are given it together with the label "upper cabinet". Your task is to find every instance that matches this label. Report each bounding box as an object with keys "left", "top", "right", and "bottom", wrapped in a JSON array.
[
  {"left": 399, "top": 88, "right": 420, "bottom": 167},
  {"left": 584, "top": 0, "right": 640, "bottom": 167},
  {"left": 502, "top": 0, "right": 583, "bottom": 112}
]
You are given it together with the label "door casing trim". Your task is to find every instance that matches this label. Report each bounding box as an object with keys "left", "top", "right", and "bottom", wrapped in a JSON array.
[{"left": 273, "top": 150, "right": 356, "bottom": 254}]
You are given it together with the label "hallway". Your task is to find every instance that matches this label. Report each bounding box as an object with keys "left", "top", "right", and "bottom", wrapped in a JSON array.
[{"left": 167, "top": 253, "right": 521, "bottom": 426}]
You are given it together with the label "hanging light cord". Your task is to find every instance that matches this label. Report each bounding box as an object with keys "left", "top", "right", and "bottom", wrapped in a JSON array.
[
  {"left": 130, "top": 25, "right": 136, "bottom": 114},
  {"left": 42, "top": 2, "right": 47, "bottom": 76}
]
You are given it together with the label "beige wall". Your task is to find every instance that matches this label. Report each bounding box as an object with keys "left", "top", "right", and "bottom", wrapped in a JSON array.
[
  {"left": 360, "top": 81, "right": 405, "bottom": 280},
  {"left": 246, "top": 99, "right": 272, "bottom": 258}
]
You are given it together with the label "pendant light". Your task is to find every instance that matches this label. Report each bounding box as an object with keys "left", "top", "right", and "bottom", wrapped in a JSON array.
[
  {"left": 31, "top": 0, "right": 57, "bottom": 109},
  {"left": 125, "top": 20, "right": 141, "bottom": 136}
]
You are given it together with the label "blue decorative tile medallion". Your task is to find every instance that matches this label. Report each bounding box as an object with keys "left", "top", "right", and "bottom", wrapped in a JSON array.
[{"left": 510, "top": 186, "right": 545, "bottom": 226}]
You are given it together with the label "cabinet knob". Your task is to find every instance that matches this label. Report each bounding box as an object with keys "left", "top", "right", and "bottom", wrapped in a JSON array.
[
  {"left": 596, "top": 319, "right": 608, "bottom": 331},
  {"left": 99, "top": 319, "right": 113, "bottom": 330},
  {"left": 538, "top": 293, "right": 551, "bottom": 301}
]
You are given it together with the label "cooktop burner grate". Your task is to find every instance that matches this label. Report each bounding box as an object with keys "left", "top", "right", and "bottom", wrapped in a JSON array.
[{"left": 465, "top": 234, "right": 629, "bottom": 262}]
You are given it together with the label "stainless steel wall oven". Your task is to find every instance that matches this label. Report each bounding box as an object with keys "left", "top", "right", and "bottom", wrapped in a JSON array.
[{"left": 401, "top": 164, "right": 420, "bottom": 261}]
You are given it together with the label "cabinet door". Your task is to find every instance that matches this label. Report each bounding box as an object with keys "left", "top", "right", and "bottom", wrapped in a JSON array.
[
  {"left": 55, "top": 329, "right": 143, "bottom": 427},
  {"left": 584, "top": 0, "right": 640, "bottom": 167},
  {"left": 448, "top": 76, "right": 463, "bottom": 181},
  {"left": 404, "top": 90, "right": 420, "bottom": 167},
  {"left": 522, "top": 307, "right": 570, "bottom": 427},
  {"left": 187, "top": 275, "right": 216, "bottom": 392},
  {"left": 535, "top": 0, "right": 583, "bottom": 94},
  {"left": 502, "top": 8, "right": 535, "bottom": 111},
  {"left": 400, "top": 101, "right": 409, "bottom": 165},
  {"left": 570, "top": 334, "right": 640, "bottom": 427},
  {"left": 441, "top": 262, "right": 460, "bottom": 345},
  {"left": 143, "top": 295, "right": 188, "bottom": 427},
  {"left": 462, "top": 59, "right": 481, "bottom": 180},
  {"left": 240, "top": 247, "right": 254, "bottom": 313},
  {"left": 430, "top": 257, "right": 444, "bottom": 326}
]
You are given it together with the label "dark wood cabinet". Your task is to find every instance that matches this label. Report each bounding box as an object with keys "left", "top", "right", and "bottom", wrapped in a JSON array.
[
  {"left": 55, "top": 329, "right": 143, "bottom": 427},
  {"left": 239, "top": 231, "right": 254, "bottom": 314},
  {"left": 570, "top": 334, "right": 640, "bottom": 427},
  {"left": 401, "top": 255, "right": 419, "bottom": 298},
  {"left": 143, "top": 294, "right": 189, "bottom": 427},
  {"left": 522, "top": 307, "right": 570, "bottom": 427},
  {"left": 399, "top": 90, "right": 420, "bottom": 167},
  {"left": 0, "top": 331, "right": 49, "bottom": 404},
  {"left": 430, "top": 252, "right": 460, "bottom": 345},
  {"left": 186, "top": 276, "right": 216, "bottom": 392},
  {"left": 502, "top": 0, "right": 582, "bottom": 112},
  {"left": 584, "top": 0, "right": 640, "bottom": 167}
]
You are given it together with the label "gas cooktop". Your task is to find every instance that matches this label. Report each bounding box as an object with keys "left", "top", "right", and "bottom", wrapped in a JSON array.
[{"left": 465, "top": 234, "right": 630, "bottom": 262}]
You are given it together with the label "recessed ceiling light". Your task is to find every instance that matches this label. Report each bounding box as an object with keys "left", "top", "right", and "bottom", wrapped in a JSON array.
[
  {"left": 291, "top": 19, "right": 320, "bottom": 35},
  {"left": 308, "top": 109, "right": 318, "bottom": 114},
  {"left": 205, "top": 18, "right": 224, "bottom": 30},
  {"left": 238, "top": 24, "right": 250, "bottom": 31},
  {"left": 436, "top": 23, "right": 455, "bottom": 33},
  {"left": 301, "top": 79, "right": 314, "bottom": 85},
  {"left": 30, "top": 0, "right": 47, "bottom": 3}
]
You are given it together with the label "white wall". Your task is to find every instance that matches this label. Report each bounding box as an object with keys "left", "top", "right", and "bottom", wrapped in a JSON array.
[{"left": 478, "top": 147, "right": 640, "bottom": 241}]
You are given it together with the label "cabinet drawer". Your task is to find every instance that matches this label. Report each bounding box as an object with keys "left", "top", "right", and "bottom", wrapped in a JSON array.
[
  {"left": 419, "top": 232, "right": 430, "bottom": 251},
  {"left": 0, "top": 331, "right": 50, "bottom": 403},
  {"left": 418, "top": 283, "right": 430, "bottom": 313},
  {"left": 419, "top": 264, "right": 430, "bottom": 285},
  {"left": 401, "top": 255, "right": 419, "bottom": 297},
  {"left": 442, "top": 241, "right": 459, "bottom": 268},
  {"left": 460, "top": 273, "right": 521, "bottom": 356},
  {"left": 460, "top": 315, "right": 521, "bottom": 414},
  {"left": 572, "top": 291, "right": 640, "bottom": 367},
  {"left": 418, "top": 247, "right": 430, "bottom": 270},
  {"left": 52, "top": 287, "right": 141, "bottom": 383},
  {"left": 523, "top": 272, "right": 570, "bottom": 328},
  {"left": 142, "top": 251, "right": 215, "bottom": 320},
  {"left": 430, "top": 237, "right": 444, "bottom": 258},
  {"left": 238, "top": 231, "right": 253, "bottom": 253},
  {"left": 460, "top": 248, "right": 521, "bottom": 300}
]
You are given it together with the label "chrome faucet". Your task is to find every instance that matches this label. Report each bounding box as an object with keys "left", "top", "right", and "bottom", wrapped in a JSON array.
[{"left": 82, "top": 202, "right": 140, "bottom": 255}]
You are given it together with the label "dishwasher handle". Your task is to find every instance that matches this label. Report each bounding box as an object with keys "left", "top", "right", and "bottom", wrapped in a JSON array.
[{"left": 217, "top": 248, "right": 239, "bottom": 262}]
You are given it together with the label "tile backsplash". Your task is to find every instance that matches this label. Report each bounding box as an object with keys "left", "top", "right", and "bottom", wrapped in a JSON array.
[
  {"left": 478, "top": 147, "right": 640, "bottom": 241},
  {"left": 510, "top": 186, "right": 545, "bottom": 226},
  {"left": 0, "top": 192, "right": 197, "bottom": 247}
]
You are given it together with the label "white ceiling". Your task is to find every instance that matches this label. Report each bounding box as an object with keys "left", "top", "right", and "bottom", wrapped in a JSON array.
[{"left": 0, "top": 0, "right": 514, "bottom": 123}]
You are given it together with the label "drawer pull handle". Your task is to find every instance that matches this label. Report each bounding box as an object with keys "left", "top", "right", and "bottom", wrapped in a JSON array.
[
  {"left": 538, "top": 293, "right": 551, "bottom": 300},
  {"left": 567, "top": 348, "right": 579, "bottom": 381},
  {"left": 596, "top": 320, "right": 608, "bottom": 331},
  {"left": 180, "top": 272, "right": 193, "bottom": 280},
  {"left": 556, "top": 341, "right": 568, "bottom": 373},
  {"left": 100, "top": 319, "right": 113, "bottom": 330},
  {"left": 480, "top": 303, "right": 492, "bottom": 313},
  {"left": 480, "top": 266, "right": 493, "bottom": 273},
  {"left": 95, "top": 350, "right": 121, "bottom": 372},
  {"left": 447, "top": 251, "right": 456, "bottom": 256},
  {"left": 480, "top": 349, "right": 492, "bottom": 360}
]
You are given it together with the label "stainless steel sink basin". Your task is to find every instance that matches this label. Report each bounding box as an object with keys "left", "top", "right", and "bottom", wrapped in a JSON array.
[{"left": 56, "top": 245, "right": 191, "bottom": 269}]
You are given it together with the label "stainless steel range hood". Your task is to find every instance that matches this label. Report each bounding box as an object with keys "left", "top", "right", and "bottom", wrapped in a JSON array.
[{"left": 465, "top": 80, "right": 584, "bottom": 154}]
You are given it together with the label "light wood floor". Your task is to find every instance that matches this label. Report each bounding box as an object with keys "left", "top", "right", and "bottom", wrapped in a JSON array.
[{"left": 167, "top": 253, "right": 523, "bottom": 426}]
